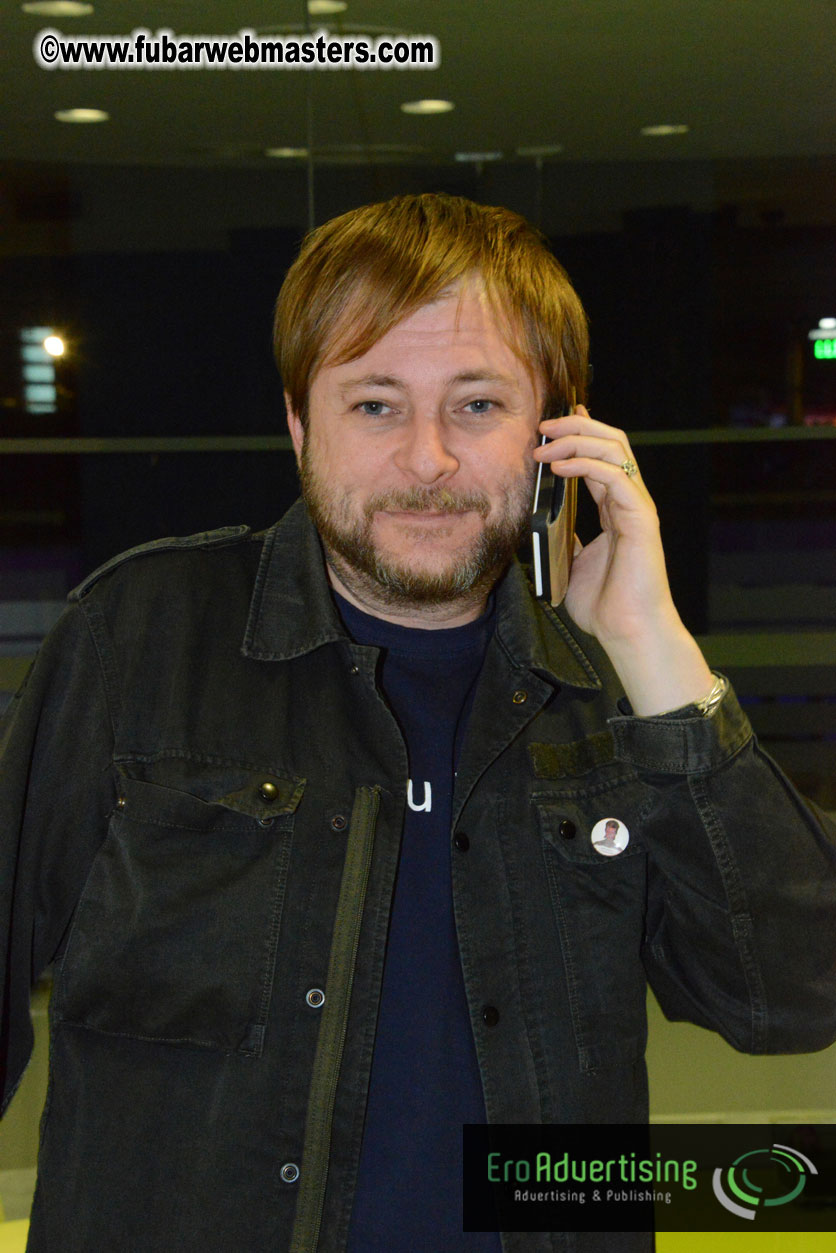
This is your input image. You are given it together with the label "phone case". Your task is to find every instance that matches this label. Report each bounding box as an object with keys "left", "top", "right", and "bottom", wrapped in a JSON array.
[{"left": 531, "top": 463, "right": 577, "bottom": 606}]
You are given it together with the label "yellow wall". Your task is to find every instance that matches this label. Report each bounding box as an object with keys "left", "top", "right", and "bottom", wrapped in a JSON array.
[{"left": 647, "top": 993, "right": 836, "bottom": 1122}]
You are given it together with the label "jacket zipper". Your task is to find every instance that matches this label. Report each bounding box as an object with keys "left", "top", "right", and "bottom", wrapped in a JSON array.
[{"left": 289, "top": 785, "right": 381, "bottom": 1253}]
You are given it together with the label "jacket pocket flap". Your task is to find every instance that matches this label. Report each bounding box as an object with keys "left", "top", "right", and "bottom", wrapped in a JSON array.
[{"left": 115, "top": 756, "right": 306, "bottom": 827}]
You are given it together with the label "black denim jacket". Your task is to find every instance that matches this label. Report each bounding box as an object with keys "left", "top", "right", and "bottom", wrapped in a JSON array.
[{"left": 2, "top": 501, "right": 835, "bottom": 1253}]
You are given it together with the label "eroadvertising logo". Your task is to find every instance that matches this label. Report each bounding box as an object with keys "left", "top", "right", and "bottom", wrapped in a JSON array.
[
  {"left": 462, "top": 1124, "right": 834, "bottom": 1233},
  {"left": 712, "top": 1143, "right": 818, "bottom": 1220}
]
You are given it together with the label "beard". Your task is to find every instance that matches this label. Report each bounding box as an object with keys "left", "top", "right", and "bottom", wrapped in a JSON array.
[{"left": 299, "top": 441, "right": 536, "bottom": 610}]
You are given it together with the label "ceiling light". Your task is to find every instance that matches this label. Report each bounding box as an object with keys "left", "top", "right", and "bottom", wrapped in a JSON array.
[
  {"left": 54, "top": 107, "right": 109, "bottom": 123},
  {"left": 455, "top": 151, "right": 502, "bottom": 163},
  {"left": 640, "top": 124, "right": 689, "bottom": 137},
  {"left": 819, "top": 317, "right": 836, "bottom": 330},
  {"left": 43, "top": 335, "right": 65, "bottom": 357},
  {"left": 265, "top": 147, "right": 309, "bottom": 158},
  {"left": 516, "top": 144, "right": 564, "bottom": 158},
  {"left": 400, "top": 99, "right": 454, "bottom": 116},
  {"left": 22, "top": 2, "right": 93, "bottom": 14},
  {"left": 307, "top": 0, "right": 347, "bottom": 14}
]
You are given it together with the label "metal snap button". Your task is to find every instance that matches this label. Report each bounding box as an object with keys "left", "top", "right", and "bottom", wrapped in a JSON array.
[
  {"left": 258, "top": 781, "right": 278, "bottom": 803},
  {"left": 558, "top": 819, "right": 576, "bottom": 840},
  {"left": 115, "top": 796, "right": 126, "bottom": 810},
  {"left": 305, "top": 988, "right": 325, "bottom": 1009},
  {"left": 482, "top": 1005, "right": 500, "bottom": 1027},
  {"left": 330, "top": 814, "right": 347, "bottom": 832},
  {"left": 454, "top": 832, "right": 470, "bottom": 852},
  {"left": 349, "top": 664, "right": 360, "bottom": 675},
  {"left": 280, "top": 1162, "right": 300, "bottom": 1184},
  {"left": 512, "top": 690, "right": 528, "bottom": 705}
]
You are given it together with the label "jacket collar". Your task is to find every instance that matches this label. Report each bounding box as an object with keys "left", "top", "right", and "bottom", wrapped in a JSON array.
[
  {"left": 242, "top": 499, "right": 601, "bottom": 691},
  {"left": 492, "top": 558, "right": 602, "bottom": 692},
  {"left": 242, "top": 500, "right": 348, "bottom": 661}
]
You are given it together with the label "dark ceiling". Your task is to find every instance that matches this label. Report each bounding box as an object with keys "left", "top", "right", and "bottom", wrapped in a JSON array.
[{"left": 4, "top": 0, "right": 836, "bottom": 168}]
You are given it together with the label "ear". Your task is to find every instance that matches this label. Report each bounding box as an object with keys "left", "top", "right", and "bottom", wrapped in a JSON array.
[{"left": 285, "top": 392, "right": 305, "bottom": 464}]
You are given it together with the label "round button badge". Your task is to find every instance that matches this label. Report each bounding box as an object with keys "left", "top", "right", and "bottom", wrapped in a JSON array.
[{"left": 591, "top": 817, "right": 629, "bottom": 857}]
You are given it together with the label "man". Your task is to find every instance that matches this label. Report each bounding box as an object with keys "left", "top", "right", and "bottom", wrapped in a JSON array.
[{"left": 1, "top": 193, "right": 835, "bottom": 1253}]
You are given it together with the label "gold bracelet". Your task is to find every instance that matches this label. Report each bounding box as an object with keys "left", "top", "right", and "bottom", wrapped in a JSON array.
[{"left": 694, "top": 672, "right": 728, "bottom": 718}]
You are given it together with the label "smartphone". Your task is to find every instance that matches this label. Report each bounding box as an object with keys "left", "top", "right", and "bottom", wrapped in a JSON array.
[{"left": 531, "top": 414, "right": 577, "bottom": 606}]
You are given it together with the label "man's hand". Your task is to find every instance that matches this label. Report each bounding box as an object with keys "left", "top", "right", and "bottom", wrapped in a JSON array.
[{"left": 534, "top": 406, "right": 714, "bottom": 716}]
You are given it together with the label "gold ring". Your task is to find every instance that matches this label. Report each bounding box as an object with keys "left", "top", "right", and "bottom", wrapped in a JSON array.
[{"left": 620, "top": 458, "right": 638, "bottom": 478}]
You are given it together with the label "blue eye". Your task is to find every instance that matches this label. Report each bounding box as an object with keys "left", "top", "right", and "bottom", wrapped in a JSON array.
[
  {"left": 356, "top": 401, "right": 390, "bottom": 416},
  {"left": 464, "top": 399, "right": 495, "bottom": 413}
]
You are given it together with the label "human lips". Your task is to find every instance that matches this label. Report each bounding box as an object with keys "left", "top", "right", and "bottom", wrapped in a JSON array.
[
  {"left": 383, "top": 508, "right": 470, "bottom": 519},
  {"left": 376, "top": 507, "right": 481, "bottom": 536}
]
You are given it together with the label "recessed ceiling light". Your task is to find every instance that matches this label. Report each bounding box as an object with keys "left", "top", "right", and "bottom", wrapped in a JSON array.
[
  {"left": 265, "top": 147, "right": 309, "bottom": 158},
  {"left": 54, "top": 107, "right": 109, "bottom": 123},
  {"left": 22, "top": 2, "right": 93, "bottom": 15},
  {"left": 819, "top": 317, "right": 836, "bottom": 330},
  {"left": 307, "top": 0, "right": 347, "bottom": 14},
  {"left": 400, "top": 99, "right": 454, "bottom": 116},
  {"left": 455, "top": 151, "right": 502, "bottom": 163},
  {"left": 640, "top": 124, "right": 689, "bottom": 137},
  {"left": 515, "top": 144, "right": 564, "bottom": 158}
]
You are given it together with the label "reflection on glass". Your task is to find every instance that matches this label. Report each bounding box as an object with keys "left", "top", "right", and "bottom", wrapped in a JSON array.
[{"left": 19, "top": 329, "right": 58, "bottom": 414}]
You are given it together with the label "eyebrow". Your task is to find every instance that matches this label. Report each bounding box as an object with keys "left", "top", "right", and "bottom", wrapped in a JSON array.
[
  {"left": 339, "top": 370, "right": 519, "bottom": 394},
  {"left": 339, "top": 374, "right": 403, "bottom": 393}
]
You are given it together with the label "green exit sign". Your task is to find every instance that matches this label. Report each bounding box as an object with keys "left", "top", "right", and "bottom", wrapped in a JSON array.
[{"left": 813, "top": 338, "right": 836, "bottom": 359}]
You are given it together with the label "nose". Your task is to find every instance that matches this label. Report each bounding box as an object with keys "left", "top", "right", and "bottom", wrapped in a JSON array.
[{"left": 392, "top": 413, "right": 460, "bottom": 484}]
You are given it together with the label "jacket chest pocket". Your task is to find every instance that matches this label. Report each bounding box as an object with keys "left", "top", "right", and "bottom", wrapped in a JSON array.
[
  {"left": 53, "top": 759, "right": 306, "bottom": 1057},
  {"left": 536, "top": 775, "right": 651, "bottom": 1074}
]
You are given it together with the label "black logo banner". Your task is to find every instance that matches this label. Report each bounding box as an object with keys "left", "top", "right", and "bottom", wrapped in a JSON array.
[{"left": 462, "top": 1123, "right": 836, "bottom": 1232}]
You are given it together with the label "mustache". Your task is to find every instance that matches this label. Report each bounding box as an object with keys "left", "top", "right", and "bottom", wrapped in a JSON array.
[{"left": 364, "top": 487, "right": 491, "bottom": 519}]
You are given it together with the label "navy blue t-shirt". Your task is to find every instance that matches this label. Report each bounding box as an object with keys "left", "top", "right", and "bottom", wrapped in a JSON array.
[{"left": 337, "top": 592, "right": 501, "bottom": 1253}]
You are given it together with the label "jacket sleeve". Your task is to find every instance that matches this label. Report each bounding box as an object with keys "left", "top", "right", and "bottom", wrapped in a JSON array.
[
  {"left": 1, "top": 599, "right": 116, "bottom": 1115},
  {"left": 609, "top": 682, "right": 836, "bottom": 1054}
]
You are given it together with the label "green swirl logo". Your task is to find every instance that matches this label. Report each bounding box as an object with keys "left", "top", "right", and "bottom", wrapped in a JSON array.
[{"left": 712, "top": 1144, "right": 817, "bottom": 1220}]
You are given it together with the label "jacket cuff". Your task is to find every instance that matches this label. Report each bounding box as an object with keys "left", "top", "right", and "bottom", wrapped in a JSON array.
[{"left": 608, "top": 676, "right": 753, "bottom": 775}]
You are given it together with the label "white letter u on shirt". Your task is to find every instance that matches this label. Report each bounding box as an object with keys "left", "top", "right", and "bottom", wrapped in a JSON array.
[{"left": 407, "top": 779, "right": 432, "bottom": 813}]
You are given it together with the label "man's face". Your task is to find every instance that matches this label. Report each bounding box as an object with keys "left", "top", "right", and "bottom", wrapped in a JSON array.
[
  {"left": 605, "top": 824, "right": 618, "bottom": 842},
  {"left": 287, "top": 283, "right": 543, "bottom": 616}
]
